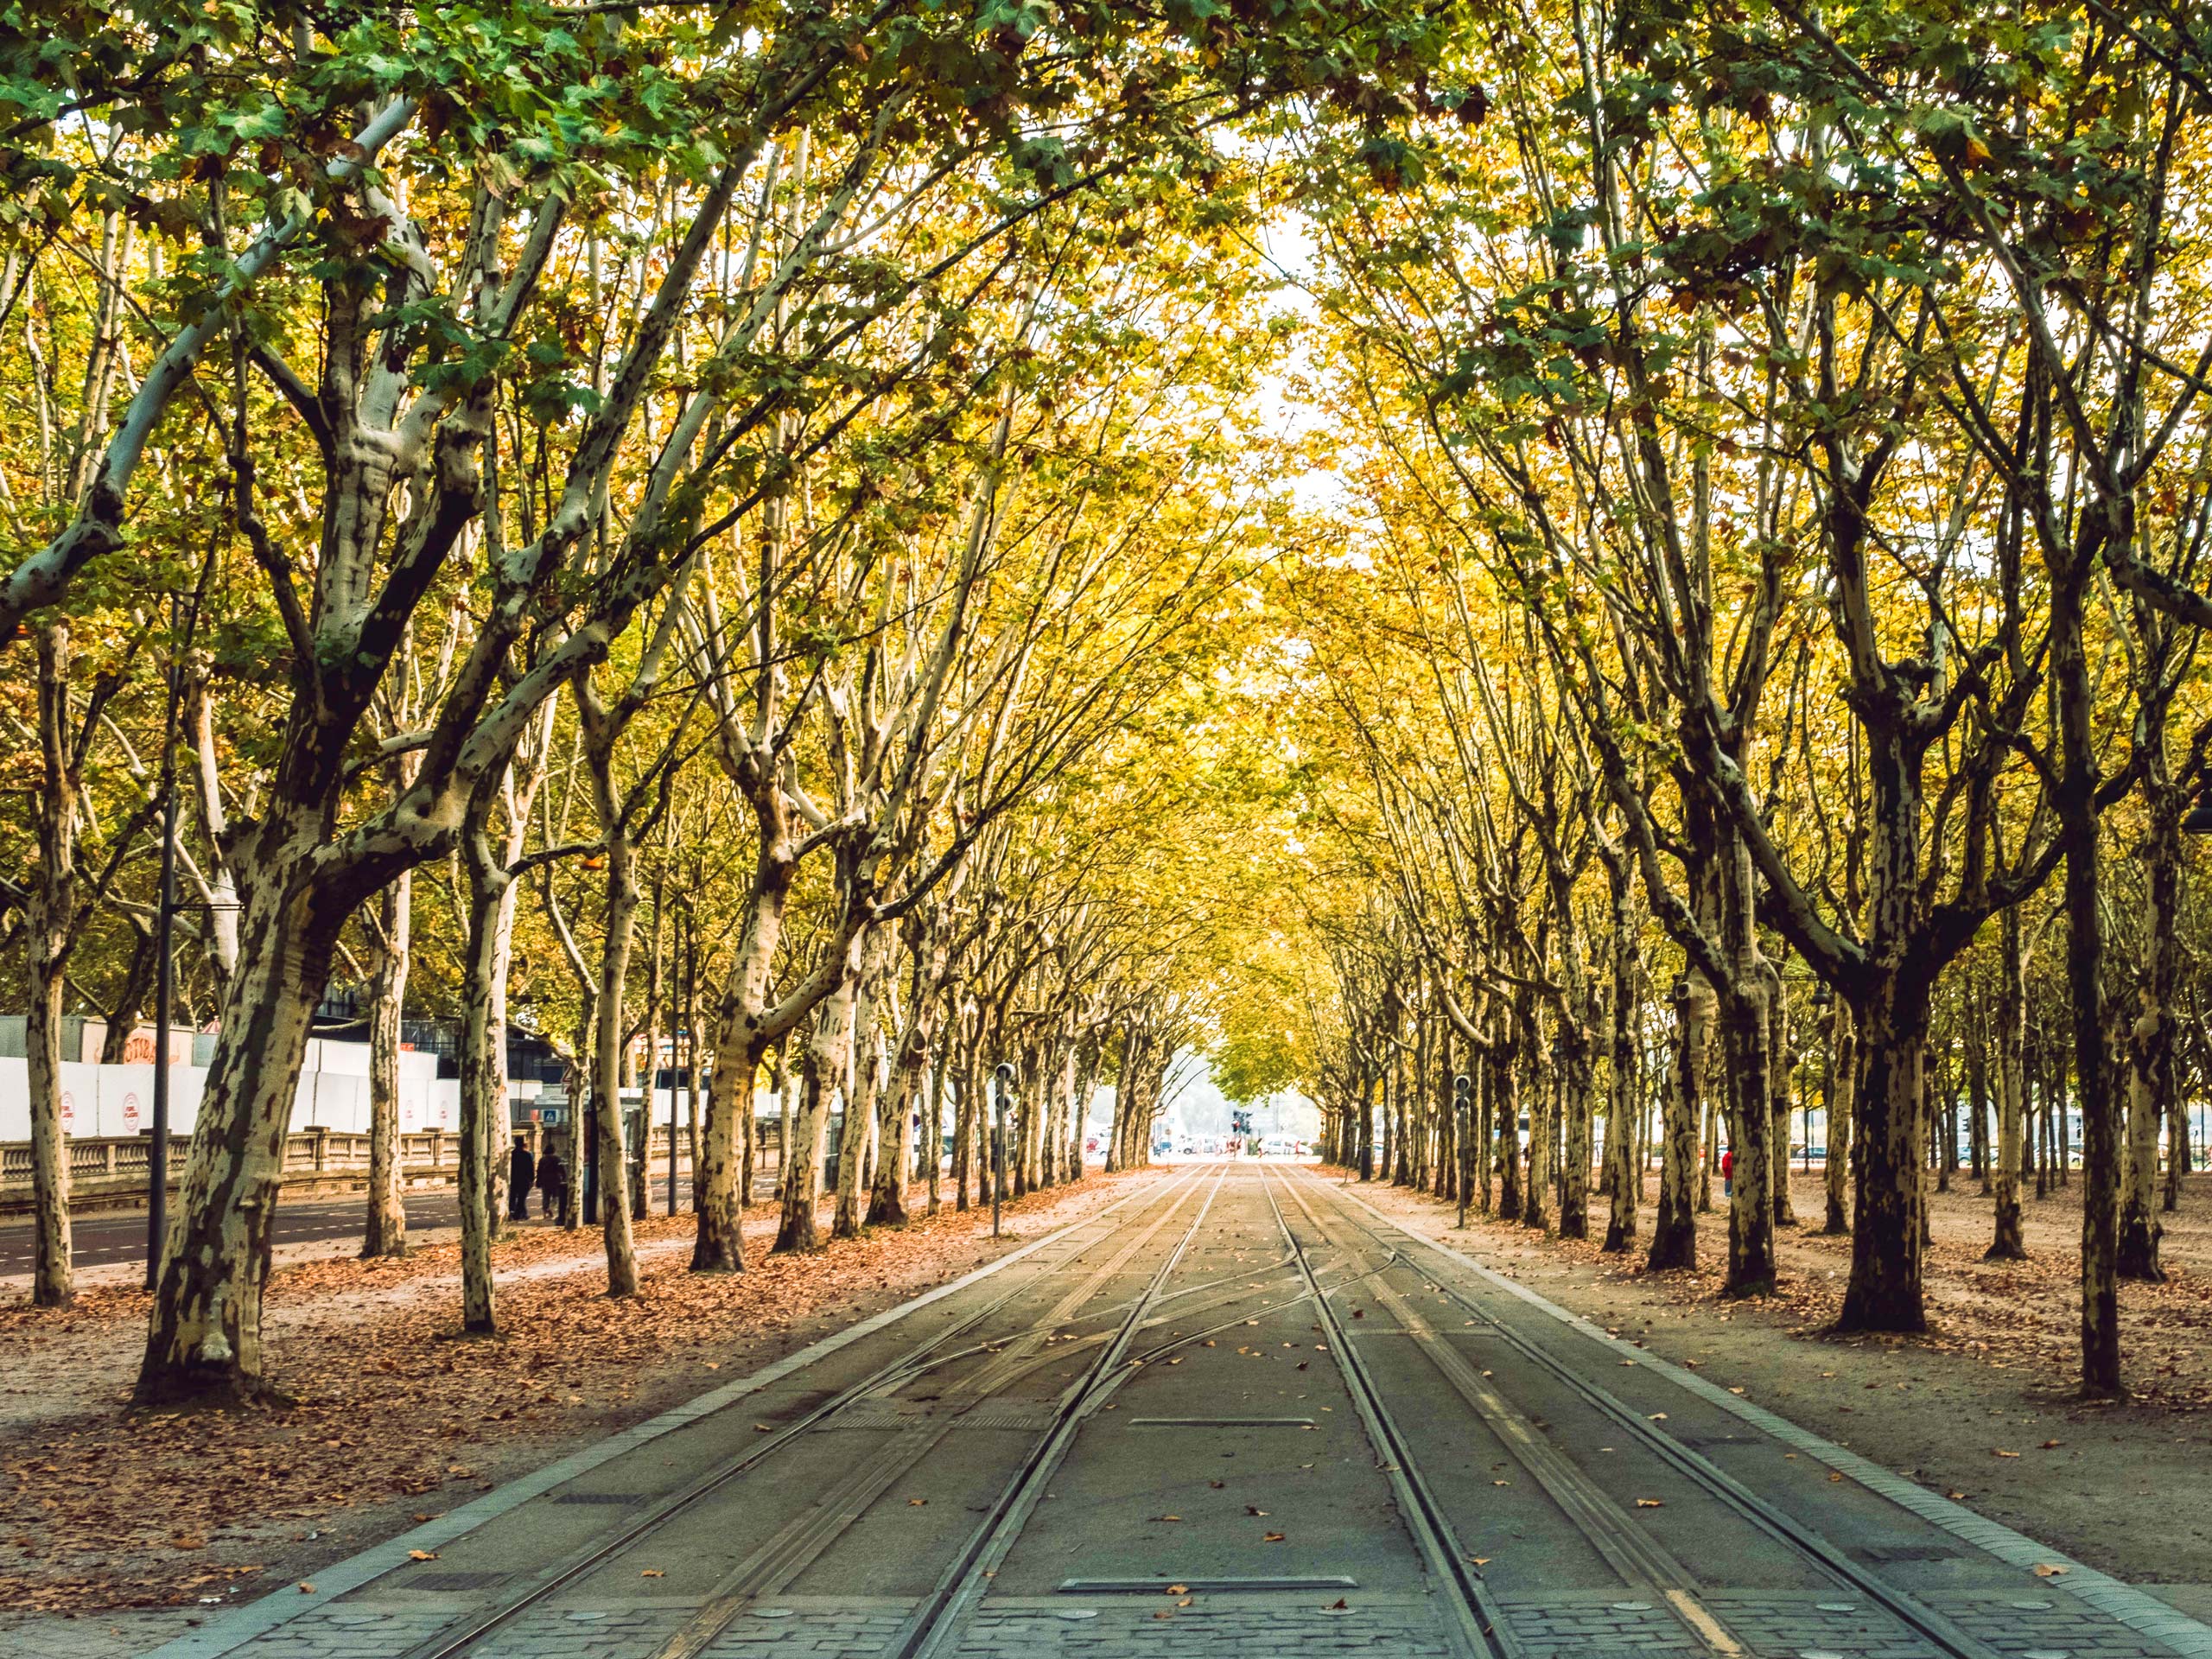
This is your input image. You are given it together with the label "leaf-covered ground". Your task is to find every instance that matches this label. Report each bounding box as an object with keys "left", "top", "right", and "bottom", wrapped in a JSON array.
[
  {"left": 1344, "top": 1166, "right": 2212, "bottom": 1597},
  {"left": 0, "top": 1171, "right": 1160, "bottom": 1615}
]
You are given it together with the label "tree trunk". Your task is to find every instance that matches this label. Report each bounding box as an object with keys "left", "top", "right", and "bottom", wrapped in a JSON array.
[
  {"left": 1766, "top": 963, "right": 1795, "bottom": 1229},
  {"left": 591, "top": 844, "right": 642, "bottom": 1298},
  {"left": 1648, "top": 978, "right": 1707, "bottom": 1270},
  {"left": 25, "top": 888, "right": 73, "bottom": 1310},
  {"left": 1522, "top": 1013, "right": 1552, "bottom": 1232},
  {"left": 1838, "top": 973, "right": 1929, "bottom": 1332},
  {"left": 692, "top": 859, "right": 794, "bottom": 1273},
  {"left": 1987, "top": 906, "right": 2028, "bottom": 1261},
  {"left": 1496, "top": 1042, "right": 1523, "bottom": 1222},
  {"left": 1601, "top": 938, "right": 1641, "bottom": 1251},
  {"left": 777, "top": 942, "right": 860, "bottom": 1253},
  {"left": 27, "top": 620, "right": 78, "bottom": 1309},
  {"left": 137, "top": 876, "right": 339, "bottom": 1404},
  {"left": 362, "top": 868, "right": 412, "bottom": 1260},
  {"left": 455, "top": 841, "right": 509, "bottom": 1334},
  {"left": 2120, "top": 775, "right": 2180, "bottom": 1281},
  {"left": 833, "top": 932, "right": 887, "bottom": 1238},
  {"left": 1722, "top": 977, "right": 1777, "bottom": 1296},
  {"left": 2055, "top": 561, "right": 2121, "bottom": 1393},
  {"left": 1824, "top": 997, "right": 1854, "bottom": 1234}
]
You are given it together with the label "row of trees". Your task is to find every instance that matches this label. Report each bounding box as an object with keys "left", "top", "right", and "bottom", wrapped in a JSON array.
[
  {"left": 0, "top": 0, "right": 1465, "bottom": 1402},
  {"left": 1255, "top": 0, "right": 2212, "bottom": 1396}
]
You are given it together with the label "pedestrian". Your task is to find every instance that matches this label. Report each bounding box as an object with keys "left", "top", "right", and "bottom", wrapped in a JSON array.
[
  {"left": 538, "top": 1146, "right": 569, "bottom": 1220},
  {"left": 509, "top": 1141, "right": 537, "bottom": 1221},
  {"left": 1720, "top": 1147, "right": 1734, "bottom": 1198}
]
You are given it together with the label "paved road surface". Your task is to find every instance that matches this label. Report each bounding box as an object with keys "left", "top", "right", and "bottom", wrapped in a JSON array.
[
  {"left": 121, "top": 1165, "right": 2212, "bottom": 1658},
  {"left": 0, "top": 1182, "right": 696, "bottom": 1279}
]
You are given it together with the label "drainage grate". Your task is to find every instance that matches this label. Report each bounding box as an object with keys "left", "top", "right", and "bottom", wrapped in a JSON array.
[
  {"left": 825, "top": 1398, "right": 1058, "bottom": 1432},
  {"left": 1850, "top": 1544, "right": 1963, "bottom": 1564},
  {"left": 409, "top": 1571, "right": 509, "bottom": 1592},
  {"left": 1127, "top": 1417, "right": 1318, "bottom": 1429},
  {"left": 551, "top": 1491, "right": 646, "bottom": 1505},
  {"left": 1060, "top": 1577, "right": 1357, "bottom": 1593}
]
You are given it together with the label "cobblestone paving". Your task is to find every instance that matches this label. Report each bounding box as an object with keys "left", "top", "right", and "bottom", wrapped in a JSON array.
[
  {"left": 955, "top": 1593, "right": 1453, "bottom": 1657},
  {"left": 207, "top": 1605, "right": 459, "bottom": 1657},
  {"left": 0, "top": 1609, "right": 200, "bottom": 1659},
  {"left": 1697, "top": 1589, "right": 1944, "bottom": 1658},
  {"left": 1923, "top": 1588, "right": 2194, "bottom": 1659},
  {"left": 697, "top": 1598, "right": 911, "bottom": 1657},
  {"left": 1493, "top": 1587, "right": 1705, "bottom": 1655},
  {"left": 471, "top": 1602, "right": 694, "bottom": 1658}
]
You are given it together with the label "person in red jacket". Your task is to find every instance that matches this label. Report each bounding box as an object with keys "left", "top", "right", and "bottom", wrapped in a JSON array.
[{"left": 1720, "top": 1147, "right": 1735, "bottom": 1198}]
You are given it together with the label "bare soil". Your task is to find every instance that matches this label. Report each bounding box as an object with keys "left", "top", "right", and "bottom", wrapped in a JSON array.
[
  {"left": 0, "top": 1169, "right": 1164, "bottom": 1618},
  {"left": 1337, "top": 1164, "right": 2212, "bottom": 1614}
]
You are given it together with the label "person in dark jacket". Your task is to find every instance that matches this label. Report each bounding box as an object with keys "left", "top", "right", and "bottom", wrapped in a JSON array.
[
  {"left": 537, "top": 1147, "right": 569, "bottom": 1220},
  {"left": 509, "top": 1142, "right": 537, "bottom": 1220}
]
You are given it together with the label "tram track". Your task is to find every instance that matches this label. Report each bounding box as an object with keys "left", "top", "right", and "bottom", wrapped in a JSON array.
[
  {"left": 1282, "top": 1165, "right": 2012, "bottom": 1659},
  {"left": 1256, "top": 1162, "right": 1519, "bottom": 1659},
  {"left": 879, "top": 1161, "right": 1233, "bottom": 1659},
  {"left": 391, "top": 1163, "right": 1222, "bottom": 1659}
]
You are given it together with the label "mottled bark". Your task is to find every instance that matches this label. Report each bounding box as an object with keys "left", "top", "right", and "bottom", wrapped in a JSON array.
[
  {"left": 777, "top": 938, "right": 861, "bottom": 1253},
  {"left": 361, "top": 868, "right": 411, "bottom": 1260},
  {"left": 1986, "top": 906, "right": 2027, "bottom": 1261},
  {"left": 26, "top": 623, "right": 77, "bottom": 1307},
  {"left": 1824, "top": 997, "right": 1854, "bottom": 1236},
  {"left": 1648, "top": 978, "right": 1707, "bottom": 1271}
]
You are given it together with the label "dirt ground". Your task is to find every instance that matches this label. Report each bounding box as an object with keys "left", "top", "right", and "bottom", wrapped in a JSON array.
[
  {"left": 0, "top": 1169, "right": 1164, "bottom": 1619},
  {"left": 1337, "top": 1163, "right": 2212, "bottom": 1611}
]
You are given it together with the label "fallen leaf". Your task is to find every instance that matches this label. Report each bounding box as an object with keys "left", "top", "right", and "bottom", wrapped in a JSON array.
[
  {"left": 1245, "top": 1506, "right": 1269, "bottom": 1516},
  {"left": 2040, "top": 1440, "right": 2062, "bottom": 1450},
  {"left": 1166, "top": 1584, "right": 1188, "bottom": 1595},
  {"left": 907, "top": 1498, "right": 928, "bottom": 1507},
  {"left": 1636, "top": 1498, "right": 1664, "bottom": 1509},
  {"left": 640, "top": 1569, "right": 664, "bottom": 1578},
  {"left": 296, "top": 1582, "right": 315, "bottom": 1595},
  {"left": 1263, "top": 1532, "right": 1287, "bottom": 1542},
  {"left": 407, "top": 1550, "right": 438, "bottom": 1562},
  {"left": 1993, "top": 1449, "right": 2020, "bottom": 1459},
  {"left": 2034, "top": 1563, "right": 2070, "bottom": 1578}
]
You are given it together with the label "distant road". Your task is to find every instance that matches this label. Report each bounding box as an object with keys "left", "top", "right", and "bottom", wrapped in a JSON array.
[{"left": 0, "top": 1180, "right": 696, "bottom": 1280}]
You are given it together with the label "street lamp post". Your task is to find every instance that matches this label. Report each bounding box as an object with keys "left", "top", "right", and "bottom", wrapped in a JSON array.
[
  {"left": 1454, "top": 1073, "right": 1472, "bottom": 1229},
  {"left": 1811, "top": 983, "right": 1834, "bottom": 1175},
  {"left": 992, "top": 1063, "right": 1014, "bottom": 1237}
]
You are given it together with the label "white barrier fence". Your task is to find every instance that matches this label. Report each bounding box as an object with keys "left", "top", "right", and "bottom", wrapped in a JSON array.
[{"left": 0, "top": 1038, "right": 461, "bottom": 1144}]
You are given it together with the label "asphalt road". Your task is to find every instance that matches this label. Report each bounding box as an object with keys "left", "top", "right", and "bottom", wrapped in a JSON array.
[
  {"left": 158, "top": 1161, "right": 2209, "bottom": 1659},
  {"left": 0, "top": 1179, "right": 696, "bottom": 1279}
]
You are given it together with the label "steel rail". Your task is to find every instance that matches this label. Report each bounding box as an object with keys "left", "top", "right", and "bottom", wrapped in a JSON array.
[
  {"left": 887, "top": 1162, "right": 1235, "bottom": 1659},
  {"left": 1258, "top": 1163, "right": 1520, "bottom": 1659},
  {"left": 393, "top": 1164, "right": 1217, "bottom": 1659},
  {"left": 1295, "top": 1167, "right": 2012, "bottom": 1659}
]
